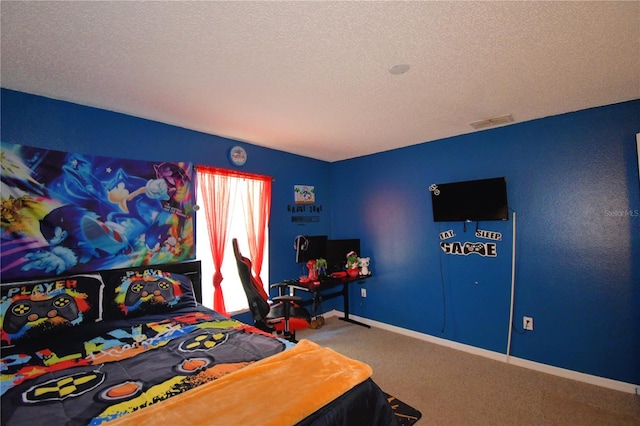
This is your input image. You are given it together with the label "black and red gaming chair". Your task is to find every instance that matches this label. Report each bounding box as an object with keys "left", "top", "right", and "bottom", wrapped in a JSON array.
[{"left": 232, "top": 238, "right": 310, "bottom": 341}]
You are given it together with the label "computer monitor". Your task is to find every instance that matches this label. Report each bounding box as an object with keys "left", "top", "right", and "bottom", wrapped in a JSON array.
[
  {"left": 325, "top": 239, "right": 361, "bottom": 272},
  {"left": 295, "top": 235, "right": 328, "bottom": 263}
]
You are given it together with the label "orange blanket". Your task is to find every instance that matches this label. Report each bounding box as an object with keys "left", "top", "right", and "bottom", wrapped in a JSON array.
[{"left": 107, "top": 339, "right": 373, "bottom": 426}]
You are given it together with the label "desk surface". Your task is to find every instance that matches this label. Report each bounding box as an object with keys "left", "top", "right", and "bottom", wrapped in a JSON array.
[{"left": 281, "top": 274, "right": 370, "bottom": 292}]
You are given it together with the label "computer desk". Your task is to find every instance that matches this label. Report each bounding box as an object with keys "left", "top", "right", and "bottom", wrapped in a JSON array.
[{"left": 276, "top": 274, "right": 371, "bottom": 328}]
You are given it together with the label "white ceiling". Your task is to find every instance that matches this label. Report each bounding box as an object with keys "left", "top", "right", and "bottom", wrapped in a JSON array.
[{"left": 2, "top": 1, "right": 639, "bottom": 162}]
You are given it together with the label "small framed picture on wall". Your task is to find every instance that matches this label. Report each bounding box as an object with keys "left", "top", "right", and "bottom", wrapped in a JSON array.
[{"left": 294, "top": 185, "right": 315, "bottom": 204}]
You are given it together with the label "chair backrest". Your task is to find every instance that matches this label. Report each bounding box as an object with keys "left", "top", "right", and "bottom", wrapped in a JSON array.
[{"left": 232, "top": 238, "right": 270, "bottom": 322}]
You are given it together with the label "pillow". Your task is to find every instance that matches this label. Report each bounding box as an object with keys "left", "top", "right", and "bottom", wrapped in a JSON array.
[
  {"left": 102, "top": 269, "right": 196, "bottom": 320},
  {"left": 1, "top": 274, "right": 104, "bottom": 346}
]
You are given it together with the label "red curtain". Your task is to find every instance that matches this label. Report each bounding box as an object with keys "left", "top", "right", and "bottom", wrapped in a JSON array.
[
  {"left": 197, "top": 166, "right": 233, "bottom": 316},
  {"left": 197, "top": 166, "right": 272, "bottom": 315},
  {"left": 242, "top": 175, "right": 272, "bottom": 291}
]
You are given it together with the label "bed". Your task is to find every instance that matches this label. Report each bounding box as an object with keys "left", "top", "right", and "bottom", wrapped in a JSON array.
[{"left": 1, "top": 261, "right": 397, "bottom": 425}]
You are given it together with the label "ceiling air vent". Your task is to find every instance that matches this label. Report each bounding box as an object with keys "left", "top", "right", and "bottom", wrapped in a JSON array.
[{"left": 469, "top": 114, "right": 514, "bottom": 130}]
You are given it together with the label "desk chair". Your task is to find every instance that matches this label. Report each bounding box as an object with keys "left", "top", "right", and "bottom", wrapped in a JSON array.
[{"left": 232, "top": 238, "right": 311, "bottom": 341}]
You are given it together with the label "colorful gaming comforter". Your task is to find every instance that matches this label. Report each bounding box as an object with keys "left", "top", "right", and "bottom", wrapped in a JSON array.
[
  {"left": 1, "top": 306, "right": 286, "bottom": 425},
  {"left": 1, "top": 264, "right": 397, "bottom": 426}
]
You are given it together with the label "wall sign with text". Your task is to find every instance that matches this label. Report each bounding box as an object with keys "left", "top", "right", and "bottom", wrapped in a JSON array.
[
  {"left": 439, "top": 228, "right": 503, "bottom": 257},
  {"left": 287, "top": 204, "right": 323, "bottom": 224}
]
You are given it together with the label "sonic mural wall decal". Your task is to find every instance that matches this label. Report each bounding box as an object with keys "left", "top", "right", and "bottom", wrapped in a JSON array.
[{"left": 1, "top": 142, "right": 195, "bottom": 280}]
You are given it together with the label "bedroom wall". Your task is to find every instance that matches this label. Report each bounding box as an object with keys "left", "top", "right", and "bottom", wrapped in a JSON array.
[
  {"left": 3, "top": 89, "right": 638, "bottom": 386},
  {"left": 329, "top": 100, "right": 640, "bottom": 385},
  {"left": 0, "top": 88, "right": 333, "bottom": 299}
]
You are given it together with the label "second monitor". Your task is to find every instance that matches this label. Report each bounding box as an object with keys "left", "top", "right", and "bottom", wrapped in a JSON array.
[{"left": 325, "top": 239, "right": 361, "bottom": 273}]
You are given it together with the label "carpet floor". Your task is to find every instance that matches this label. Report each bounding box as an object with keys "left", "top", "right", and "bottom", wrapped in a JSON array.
[{"left": 297, "top": 316, "right": 640, "bottom": 425}]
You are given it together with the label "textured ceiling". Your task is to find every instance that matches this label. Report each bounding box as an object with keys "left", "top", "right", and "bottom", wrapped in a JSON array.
[{"left": 2, "top": 1, "right": 639, "bottom": 162}]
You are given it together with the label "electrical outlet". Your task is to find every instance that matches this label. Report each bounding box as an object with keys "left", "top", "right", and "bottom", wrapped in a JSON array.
[
  {"left": 523, "top": 316, "right": 533, "bottom": 331},
  {"left": 361, "top": 288, "right": 367, "bottom": 298}
]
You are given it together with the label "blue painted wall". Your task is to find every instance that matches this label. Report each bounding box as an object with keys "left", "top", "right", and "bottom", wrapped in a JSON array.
[
  {"left": 2, "top": 89, "right": 638, "bottom": 385},
  {"left": 331, "top": 100, "right": 640, "bottom": 385},
  {"left": 0, "top": 89, "right": 333, "bottom": 294}
]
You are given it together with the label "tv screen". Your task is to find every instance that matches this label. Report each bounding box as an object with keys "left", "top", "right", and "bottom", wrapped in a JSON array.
[
  {"left": 325, "top": 239, "right": 361, "bottom": 272},
  {"left": 431, "top": 177, "right": 508, "bottom": 222}
]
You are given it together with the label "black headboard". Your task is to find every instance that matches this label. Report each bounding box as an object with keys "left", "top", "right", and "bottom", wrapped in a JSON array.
[{"left": 2, "top": 260, "right": 203, "bottom": 304}]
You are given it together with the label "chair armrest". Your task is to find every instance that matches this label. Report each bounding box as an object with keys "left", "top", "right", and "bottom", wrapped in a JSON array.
[
  {"left": 270, "top": 283, "right": 287, "bottom": 289},
  {"left": 272, "top": 295, "right": 303, "bottom": 304},
  {"left": 270, "top": 282, "right": 293, "bottom": 297},
  {"left": 270, "top": 280, "right": 296, "bottom": 288}
]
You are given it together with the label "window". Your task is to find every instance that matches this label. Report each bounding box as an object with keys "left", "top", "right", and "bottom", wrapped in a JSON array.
[{"left": 195, "top": 169, "right": 270, "bottom": 314}]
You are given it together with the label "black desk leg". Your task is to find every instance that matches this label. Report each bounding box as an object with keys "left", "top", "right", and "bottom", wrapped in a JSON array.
[
  {"left": 339, "top": 281, "right": 371, "bottom": 328},
  {"left": 339, "top": 317, "right": 371, "bottom": 328}
]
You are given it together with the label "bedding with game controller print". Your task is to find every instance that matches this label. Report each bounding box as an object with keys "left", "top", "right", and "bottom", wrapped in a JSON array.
[
  {"left": 1, "top": 263, "right": 398, "bottom": 426},
  {"left": 1, "top": 306, "right": 285, "bottom": 425}
]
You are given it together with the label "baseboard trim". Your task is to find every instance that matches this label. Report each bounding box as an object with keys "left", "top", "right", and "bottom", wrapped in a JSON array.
[{"left": 325, "top": 310, "right": 639, "bottom": 395}]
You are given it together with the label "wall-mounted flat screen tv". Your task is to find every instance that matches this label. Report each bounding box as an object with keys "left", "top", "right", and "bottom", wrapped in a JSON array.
[{"left": 431, "top": 177, "right": 508, "bottom": 222}]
